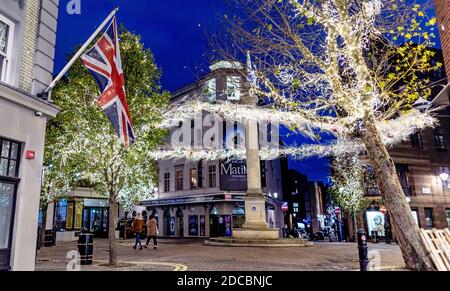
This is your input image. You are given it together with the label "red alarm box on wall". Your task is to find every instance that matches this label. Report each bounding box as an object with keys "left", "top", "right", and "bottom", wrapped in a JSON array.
[{"left": 26, "top": 151, "right": 36, "bottom": 160}]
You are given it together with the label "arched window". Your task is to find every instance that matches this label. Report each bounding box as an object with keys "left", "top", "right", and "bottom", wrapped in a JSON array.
[
  {"left": 232, "top": 207, "right": 245, "bottom": 216},
  {"left": 210, "top": 207, "right": 219, "bottom": 216},
  {"left": 232, "top": 207, "right": 245, "bottom": 229}
]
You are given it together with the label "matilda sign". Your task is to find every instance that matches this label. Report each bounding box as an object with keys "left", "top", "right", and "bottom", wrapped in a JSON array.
[{"left": 220, "top": 161, "right": 248, "bottom": 191}]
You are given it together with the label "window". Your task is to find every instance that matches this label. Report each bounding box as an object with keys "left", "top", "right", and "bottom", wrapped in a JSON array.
[
  {"left": 164, "top": 173, "right": 170, "bottom": 193},
  {"left": 227, "top": 76, "right": 241, "bottom": 101},
  {"left": 0, "top": 138, "right": 21, "bottom": 178},
  {"left": 411, "top": 209, "right": 420, "bottom": 227},
  {"left": 74, "top": 199, "right": 84, "bottom": 230},
  {"left": 188, "top": 215, "right": 199, "bottom": 236},
  {"left": 434, "top": 128, "right": 446, "bottom": 150},
  {"left": 261, "top": 161, "right": 267, "bottom": 188},
  {"left": 363, "top": 165, "right": 379, "bottom": 196},
  {"left": 411, "top": 132, "right": 422, "bottom": 148},
  {"left": 396, "top": 164, "right": 411, "bottom": 196},
  {"left": 0, "top": 15, "right": 14, "bottom": 84},
  {"left": 66, "top": 201, "right": 74, "bottom": 230},
  {"left": 54, "top": 199, "right": 68, "bottom": 231},
  {"left": 176, "top": 169, "right": 184, "bottom": 191},
  {"left": 190, "top": 168, "right": 198, "bottom": 189},
  {"left": 425, "top": 208, "right": 434, "bottom": 228},
  {"left": 205, "top": 78, "right": 216, "bottom": 103},
  {"left": 209, "top": 165, "right": 217, "bottom": 188},
  {"left": 446, "top": 209, "right": 450, "bottom": 228}
]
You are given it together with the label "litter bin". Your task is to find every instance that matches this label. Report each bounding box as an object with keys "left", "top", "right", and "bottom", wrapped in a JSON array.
[
  {"left": 44, "top": 229, "right": 55, "bottom": 247},
  {"left": 78, "top": 234, "right": 94, "bottom": 265}
]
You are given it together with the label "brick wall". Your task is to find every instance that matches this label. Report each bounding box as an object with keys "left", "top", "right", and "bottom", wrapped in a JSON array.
[
  {"left": 18, "top": 0, "right": 40, "bottom": 93},
  {"left": 17, "top": 0, "right": 58, "bottom": 95},
  {"left": 435, "top": 0, "right": 450, "bottom": 77}
]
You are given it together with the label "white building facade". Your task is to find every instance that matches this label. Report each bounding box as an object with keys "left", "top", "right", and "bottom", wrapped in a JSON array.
[
  {"left": 0, "top": 0, "right": 59, "bottom": 270},
  {"left": 141, "top": 62, "right": 285, "bottom": 238}
]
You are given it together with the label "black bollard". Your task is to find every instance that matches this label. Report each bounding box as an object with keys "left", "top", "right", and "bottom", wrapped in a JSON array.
[
  {"left": 357, "top": 229, "right": 369, "bottom": 272},
  {"left": 52, "top": 226, "right": 57, "bottom": 246},
  {"left": 385, "top": 225, "right": 391, "bottom": 244}
]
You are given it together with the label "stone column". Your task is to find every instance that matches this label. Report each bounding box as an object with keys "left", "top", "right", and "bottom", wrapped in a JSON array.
[
  {"left": 233, "top": 118, "right": 279, "bottom": 240},
  {"left": 243, "top": 118, "right": 267, "bottom": 229}
]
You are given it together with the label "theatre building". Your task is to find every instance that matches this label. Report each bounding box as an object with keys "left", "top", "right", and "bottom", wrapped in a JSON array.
[
  {"left": 141, "top": 61, "right": 285, "bottom": 238},
  {"left": 0, "top": 0, "right": 59, "bottom": 270}
]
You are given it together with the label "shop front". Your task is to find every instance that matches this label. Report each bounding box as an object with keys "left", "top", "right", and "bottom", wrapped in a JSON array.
[
  {"left": 49, "top": 189, "right": 119, "bottom": 241},
  {"left": 54, "top": 197, "right": 112, "bottom": 239},
  {"left": 150, "top": 198, "right": 239, "bottom": 238},
  {"left": 142, "top": 194, "right": 281, "bottom": 238}
]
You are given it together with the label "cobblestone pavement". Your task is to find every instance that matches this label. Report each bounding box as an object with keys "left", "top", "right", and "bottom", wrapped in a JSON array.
[{"left": 36, "top": 239, "right": 406, "bottom": 271}]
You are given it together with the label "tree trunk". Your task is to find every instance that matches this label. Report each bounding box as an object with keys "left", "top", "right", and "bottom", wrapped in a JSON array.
[
  {"left": 108, "top": 194, "right": 118, "bottom": 266},
  {"left": 123, "top": 211, "right": 128, "bottom": 240},
  {"left": 361, "top": 117, "right": 435, "bottom": 271},
  {"left": 40, "top": 204, "right": 48, "bottom": 248}
]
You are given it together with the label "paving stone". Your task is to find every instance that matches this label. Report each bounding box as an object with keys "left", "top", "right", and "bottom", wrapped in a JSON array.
[{"left": 36, "top": 239, "right": 406, "bottom": 271}]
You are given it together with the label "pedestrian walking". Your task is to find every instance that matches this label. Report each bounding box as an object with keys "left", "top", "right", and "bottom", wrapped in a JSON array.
[
  {"left": 132, "top": 213, "right": 145, "bottom": 250},
  {"left": 144, "top": 215, "right": 158, "bottom": 249}
]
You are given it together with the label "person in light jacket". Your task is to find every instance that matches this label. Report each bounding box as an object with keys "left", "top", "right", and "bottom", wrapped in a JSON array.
[
  {"left": 144, "top": 215, "right": 158, "bottom": 249},
  {"left": 132, "top": 213, "right": 145, "bottom": 250}
]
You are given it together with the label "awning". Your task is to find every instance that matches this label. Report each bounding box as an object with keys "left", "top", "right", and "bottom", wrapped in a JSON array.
[{"left": 432, "top": 83, "right": 450, "bottom": 107}]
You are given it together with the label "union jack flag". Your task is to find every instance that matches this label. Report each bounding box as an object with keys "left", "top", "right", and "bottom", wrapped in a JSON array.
[{"left": 81, "top": 16, "right": 135, "bottom": 147}]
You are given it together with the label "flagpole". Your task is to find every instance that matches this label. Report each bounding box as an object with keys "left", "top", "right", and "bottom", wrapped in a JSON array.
[{"left": 39, "top": 7, "right": 119, "bottom": 100}]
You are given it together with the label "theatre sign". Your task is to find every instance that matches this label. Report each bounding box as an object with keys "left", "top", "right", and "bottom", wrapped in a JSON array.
[{"left": 220, "top": 160, "right": 248, "bottom": 191}]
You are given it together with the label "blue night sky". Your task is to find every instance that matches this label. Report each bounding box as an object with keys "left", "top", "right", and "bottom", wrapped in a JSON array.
[
  {"left": 56, "top": 0, "right": 443, "bottom": 183},
  {"left": 55, "top": 0, "right": 227, "bottom": 91}
]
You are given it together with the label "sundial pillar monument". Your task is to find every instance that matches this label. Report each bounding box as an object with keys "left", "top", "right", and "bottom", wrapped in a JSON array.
[{"left": 232, "top": 95, "right": 279, "bottom": 240}]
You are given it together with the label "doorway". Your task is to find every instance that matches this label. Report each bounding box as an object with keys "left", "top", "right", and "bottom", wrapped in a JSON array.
[
  {"left": 210, "top": 216, "right": 219, "bottom": 238},
  {"left": 0, "top": 181, "right": 16, "bottom": 271},
  {"left": 176, "top": 209, "right": 184, "bottom": 237},
  {"left": 210, "top": 216, "right": 229, "bottom": 237},
  {"left": 82, "top": 207, "right": 109, "bottom": 238},
  {"left": 163, "top": 210, "right": 171, "bottom": 236}
]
